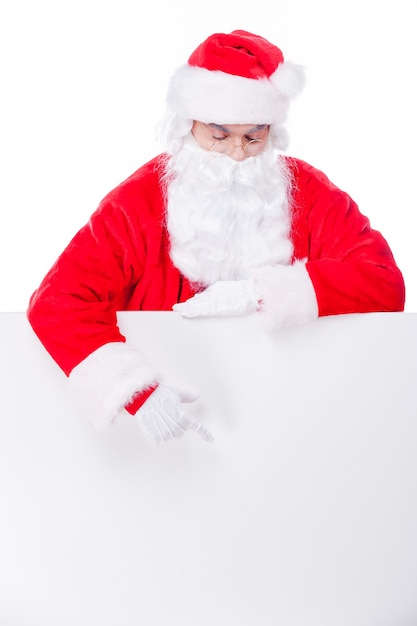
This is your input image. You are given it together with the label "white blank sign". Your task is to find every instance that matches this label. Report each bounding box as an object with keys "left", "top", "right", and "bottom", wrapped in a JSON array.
[{"left": 1, "top": 311, "right": 416, "bottom": 625}]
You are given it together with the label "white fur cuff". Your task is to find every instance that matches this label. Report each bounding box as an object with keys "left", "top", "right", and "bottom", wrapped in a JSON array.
[
  {"left": 68, "top": 342, "right": 159, "bottom": 431},
  {"left": 251, "top": 262, "right": 319, "bottom": 331}
]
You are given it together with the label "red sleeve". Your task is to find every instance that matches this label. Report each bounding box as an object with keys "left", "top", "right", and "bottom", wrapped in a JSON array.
[
  {"left": 290, "top": 159, "right": 405, "bottom": 316},
  {"left": 124, "top": 384, "right": 159, "bottom": 415},
  {"left": 27, "top": 192, "right": 147, "bottom": 376}
]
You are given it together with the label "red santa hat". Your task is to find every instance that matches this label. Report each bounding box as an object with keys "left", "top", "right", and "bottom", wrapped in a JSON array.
[{"left": 166, "top": 30, "right": 305, "bottom": 126}]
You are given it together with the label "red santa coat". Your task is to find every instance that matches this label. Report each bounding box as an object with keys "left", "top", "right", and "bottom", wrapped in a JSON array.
[{"left": 27, "top": 155, "right": 405, "bottom": 426}]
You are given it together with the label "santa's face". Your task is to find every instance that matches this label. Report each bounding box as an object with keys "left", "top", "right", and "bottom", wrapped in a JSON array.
[
  {"left": 191, "top": 121, "right": 270, "bottom": 161},
  {"left": 164, "top": 123, "right": 293, "bottom": 287}
]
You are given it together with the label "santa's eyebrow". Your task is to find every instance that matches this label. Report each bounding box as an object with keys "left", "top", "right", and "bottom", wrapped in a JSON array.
[{"left": 208, "top": 123, "right": 267, "bottom": 133}]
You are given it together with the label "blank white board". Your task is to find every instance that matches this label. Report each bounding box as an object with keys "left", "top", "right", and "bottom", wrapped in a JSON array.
[{"left": 1, "top": 311, "right": 416, "bottom": 625}]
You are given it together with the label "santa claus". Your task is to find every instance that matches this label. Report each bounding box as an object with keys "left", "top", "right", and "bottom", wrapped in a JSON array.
[{"left": 27, "top": 30, "right": 405, "bottom": 445}]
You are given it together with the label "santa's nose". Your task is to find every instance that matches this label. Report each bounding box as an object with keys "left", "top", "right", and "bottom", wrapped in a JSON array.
[{"left": 227, "top": 144, "right": 247, "bottom": 161}]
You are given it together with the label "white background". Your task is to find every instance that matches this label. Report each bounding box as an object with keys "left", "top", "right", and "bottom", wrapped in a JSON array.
[{"left": 1, "top": 0, "right": 416, "bottom": 312}]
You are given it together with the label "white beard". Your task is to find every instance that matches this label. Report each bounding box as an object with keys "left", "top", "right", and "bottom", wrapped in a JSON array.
[{"left": 164, "top": 136, "right": 294, "bottom": 287}]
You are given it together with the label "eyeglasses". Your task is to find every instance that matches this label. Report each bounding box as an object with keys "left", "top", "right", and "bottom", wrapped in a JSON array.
[
  {"left": 209, "top": 136, "right": 266, "bottom": 157},
  {"left": 193, "top": 122, "right": 269, "bottom": 158}
]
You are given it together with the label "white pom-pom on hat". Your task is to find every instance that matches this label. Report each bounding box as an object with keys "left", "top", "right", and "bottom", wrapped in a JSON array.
[{"left": 270, "top": 60, "right": 306, "bottom": 99}]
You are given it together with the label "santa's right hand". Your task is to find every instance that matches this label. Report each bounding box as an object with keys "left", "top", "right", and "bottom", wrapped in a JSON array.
[{"left": 135, "top": 384, "right": 214, "bottom": 446}]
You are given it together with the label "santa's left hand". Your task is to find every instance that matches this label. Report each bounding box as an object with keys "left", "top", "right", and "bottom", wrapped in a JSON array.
[{"left": 173, "top": 279, "right": 261, "bottom": 318}]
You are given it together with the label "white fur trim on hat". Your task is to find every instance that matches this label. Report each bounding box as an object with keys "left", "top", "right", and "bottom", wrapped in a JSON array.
[
  {"left": 68, "top": 342, "right": 159, "bottom": 431},
  {"left": 166, "top": 62, "right": 305, "bottom": 125},
  {"left": 251, "top": 261, "right": 318, "bottom": 331}
]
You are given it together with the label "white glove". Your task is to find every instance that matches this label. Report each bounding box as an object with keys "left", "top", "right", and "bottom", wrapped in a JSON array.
[
  {"left": 173, "top": 279, "right": 260, "bottom": 318},
  {"left": 135, "top": 384, "right": 214, "bottom": 446}
]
